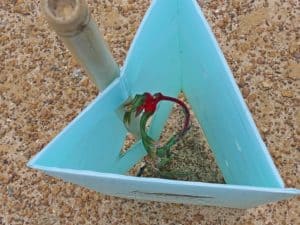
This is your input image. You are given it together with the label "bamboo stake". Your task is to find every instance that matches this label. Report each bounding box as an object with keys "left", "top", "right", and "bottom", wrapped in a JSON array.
[
  {"left": 41, "top": 0, "right": 119, "bottom": 90},
  {"left": 41, "top": 0, "right": 141, "bottom": 139}
]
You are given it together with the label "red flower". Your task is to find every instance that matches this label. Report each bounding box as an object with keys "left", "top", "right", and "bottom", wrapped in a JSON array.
[{"left": 141, "top": 93, "right": 161, "bottom": 113}]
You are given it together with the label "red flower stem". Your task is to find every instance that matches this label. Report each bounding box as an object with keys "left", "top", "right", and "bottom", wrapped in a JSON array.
[{"left": 157, "top": 95, "right": 191, "bottom": 136}]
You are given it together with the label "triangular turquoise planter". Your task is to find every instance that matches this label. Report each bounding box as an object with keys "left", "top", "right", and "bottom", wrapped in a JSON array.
[{"left": 28, "top": 0, "right": 299, "bottom": 208}]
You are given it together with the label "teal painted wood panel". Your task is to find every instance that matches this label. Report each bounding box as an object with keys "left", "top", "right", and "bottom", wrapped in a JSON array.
[
  {"left": 31, "top": 166, "right": 299, "bottom": 209},
  {"left": 28, "top": 79, "right": 135, "bottom": 174},
  {"left": 179, "top": 0, "right": 283, "bottom": 188}
]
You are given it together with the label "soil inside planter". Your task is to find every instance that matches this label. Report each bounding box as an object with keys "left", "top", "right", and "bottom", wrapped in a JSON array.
[{"left": 126, "top": 93, "right": 225, "bottom": 183}]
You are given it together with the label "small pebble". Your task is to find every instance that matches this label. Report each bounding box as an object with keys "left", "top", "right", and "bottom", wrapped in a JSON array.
[
  {"left": 293, "top": 52, "right": 300, "bottom": 60},
  {"left": 286, "top": 178, "right": 292, "bottom": 186},
  {"left": 256, "top": 57, "right": 265, "bottom": 64},
  {"left": 242, "top": 87, "right": 250, "bottom": 98},
  {"left": 247, "top": 93, "right": 257, "bottom": 103},
  {"left": 261, "top": 81, "right": 272, "bottom": 89},
  {"left": 281, "top": 90, "right": 293, "bottom": 98}
]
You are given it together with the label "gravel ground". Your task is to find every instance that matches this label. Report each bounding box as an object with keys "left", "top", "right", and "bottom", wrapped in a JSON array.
[{"left": 1, "top": 0, "right": 299, "bottom": 224}]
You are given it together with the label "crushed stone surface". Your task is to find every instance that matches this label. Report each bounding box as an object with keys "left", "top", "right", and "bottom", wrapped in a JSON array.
[{"left": 0, "top": 0, "right": 299, "bottom": 224}]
